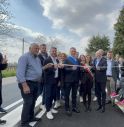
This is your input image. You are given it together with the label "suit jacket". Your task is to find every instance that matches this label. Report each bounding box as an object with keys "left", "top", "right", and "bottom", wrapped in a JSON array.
[
  {"left": 38, "top": 53, "right": 48, "bottom": 66},
  {"left": 63, "top": 58, "right": 80, "bottom": 83},
  {"left": 43, "top": 56, "right": 60, "bottom": 85},
  {"left": 120, "top": 62, "right": 124, "bottom": 77},
  {"left": 111, "top": 60, "right": 119, "bottom": 82},
  {"left": 92, "top": 57, "right": 107, "bottom": 83}
]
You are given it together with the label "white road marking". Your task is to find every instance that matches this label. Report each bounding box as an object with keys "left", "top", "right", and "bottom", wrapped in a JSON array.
[
  {"left": 1, "top": 96, "right": 42, "bottom": 127},
  {"left": 30, "top": 109, "right": 46, "bottom": 126},
  {"left": 4, "top": 99, "right": 23, "bottom": 110}
]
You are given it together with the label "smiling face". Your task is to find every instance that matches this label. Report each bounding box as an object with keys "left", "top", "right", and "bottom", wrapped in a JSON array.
[
  {"left": 50, "top": 47, "right": 57, "bottom": 57},
  {"left": 80, "top": 54, "right": 86, "bottom": 64}
]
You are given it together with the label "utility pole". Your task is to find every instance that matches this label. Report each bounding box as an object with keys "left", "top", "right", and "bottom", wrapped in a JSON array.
[{"left": 22, "top": 38, "right": 24, "bottom": 55}]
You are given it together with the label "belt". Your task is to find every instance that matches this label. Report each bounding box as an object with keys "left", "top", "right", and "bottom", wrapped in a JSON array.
[
  {"left": 107, "top": 75, "right": 112, "bottom": 77},
  {"left": 26, "top": 80, "right": 38, "bottom": 83}
]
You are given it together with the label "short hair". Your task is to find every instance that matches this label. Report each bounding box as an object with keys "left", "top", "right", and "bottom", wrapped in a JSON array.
[
  {"left": 107, "top": 51, "right": 113, "bottom": 54},
  {"left": 70, "top": 47, "right": 76, "bottom": 50},
  {"left": 98, "top": 49, "right": 104, "bottom": 55},
  {"left": 50, "top": 47, "right": 57, "bottom": 50},
  {"left": 29, "top": 43, "right": 39, "bottom": 48},
  {"left": 40, "top": 44, "right": 46, "bottom": 47}
]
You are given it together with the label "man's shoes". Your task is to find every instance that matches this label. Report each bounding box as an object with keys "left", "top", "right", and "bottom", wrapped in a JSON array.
[
  {"left": 93, "top": 96, "right": 97, "bottom": 101},
  {"left": 65, "top": 110, "right": 72, "bottom": 116},
  {"left": 20, "top": 123, "right": 32, "bottom": 127},
  {"left": 39, "top": 104, "right": 46, "bottom": 111},
  {"left": 30, "top": 117, "right": 41, "bottom": 122},
  {"left": 87, "top": 106, "right": 92, "bottom": 112},
  {"left": 101, "top": 107, "right": 105, "bottom": 113},
  {"left": 96, "top": 106, "right": 102, "bottom": 111},
  {"left": 84, "top": 104, "right": 88, "bottom": 112},
  {"left": 0, "top": 107, "right": 7, "bottom": 114},
  {"left": 0, "top": 119, "right": 6, "bottom": 125},
  {"left": 54, "top": 101, "right": 61, "bottom": 109},
  {"left": 80, "top": 96, "right": 83, "bottom": 103},
  {"left": 51, "top": 108, "right": 58, "bottom": 114},
  {"left": 72, "top": 108, "right": 80, "bottom": 113},
  {"left": 46, "top": 111, "right": 54, "bottom": 120},
  {"left": 106, "top": 100, "right": 111, "bottom": 104}
]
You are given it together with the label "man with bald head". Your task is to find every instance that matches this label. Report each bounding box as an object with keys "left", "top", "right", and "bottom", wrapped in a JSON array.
[
  {"left": 92, "top": 49, "right": 107, "bottom": 113},
  {"left": 16, "top": 43, "right": 52, "bottom": 127}
]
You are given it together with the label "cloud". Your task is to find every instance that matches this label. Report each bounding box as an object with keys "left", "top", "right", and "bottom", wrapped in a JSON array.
[
  {"left": 0, "top": 24, "right": 45, "bottom": 63},
  {"left": 8, "top": 24, "right": 44, "bottom": 42},
  {"left": 40, "top": 0, "right": 121, "bottom": 37}
]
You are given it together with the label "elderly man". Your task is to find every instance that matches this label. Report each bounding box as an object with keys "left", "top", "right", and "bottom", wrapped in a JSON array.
[
  {"left": 92, "top": 49, "right": 107, "bottom": 113},
  {"left": 16, "top": 43, "right": 52, "bottom": 127}
]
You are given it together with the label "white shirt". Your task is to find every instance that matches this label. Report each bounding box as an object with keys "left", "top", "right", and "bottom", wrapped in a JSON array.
[
  {"left": 50, "top": 56, "right": 58, "bottom": 78},
  {"left": 106, "top": 59, "right": 112, "bottom": 76}
]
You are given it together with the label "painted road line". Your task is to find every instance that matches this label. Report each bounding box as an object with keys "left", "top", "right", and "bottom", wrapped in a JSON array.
[
  {"left": 30, "top": 109, "right": 46, "bottom": 126},
  {"left": 1, "top": 96, "right": 42, "bottom": 127},
  {"left": 4, "top": 98, "right": 23, "bottom": 110}
]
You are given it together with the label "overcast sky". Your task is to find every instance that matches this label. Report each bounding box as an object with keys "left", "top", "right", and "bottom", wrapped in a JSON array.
[{"left": 8, "top": 0, "right": 124, "bottom": 54}]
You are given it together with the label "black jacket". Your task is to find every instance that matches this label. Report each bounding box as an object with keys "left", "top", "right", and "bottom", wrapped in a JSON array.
[
  {"left": 43, "top": 56, "right": 60, "bottom": 84},
  {"left": 121, "top": 62, "right": 124, "bottom": 77},
  {"left": 63, "top": 58, "right": 80, "bottom": 83},
  {"left": 38, "top": 53, "right": 48, "bottom": 66},
  {"left": 92, "top": 57, "right": 107, "bottom": 83}
]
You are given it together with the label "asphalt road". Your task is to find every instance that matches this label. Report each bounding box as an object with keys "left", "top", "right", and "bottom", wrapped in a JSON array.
[
  {"left": 2, "top": 76, "right": 21, "bottom": 107},
  {"left": 37, "top": 102, "right": 124, "bottom": 127},
  {"left": 1, "top": 77, "right": 124, "bottom": 127}
]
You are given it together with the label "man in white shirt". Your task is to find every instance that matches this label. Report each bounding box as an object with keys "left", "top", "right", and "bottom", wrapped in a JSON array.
[{"left": 106, "top": 51, "right": 119, "bottom": 103}]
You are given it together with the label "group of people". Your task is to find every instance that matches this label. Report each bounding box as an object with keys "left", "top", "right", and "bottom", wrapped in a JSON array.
[
  {"left": 16, "top": 43, "right": 124, "bottom": 127},
  {"left": 0, "top": 42, "right": 124, "bottom": 127}
]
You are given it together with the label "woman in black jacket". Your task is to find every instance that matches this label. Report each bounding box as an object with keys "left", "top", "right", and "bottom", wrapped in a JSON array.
[{"left": 80, "top": 55, "right": 93, "bottom": 112}]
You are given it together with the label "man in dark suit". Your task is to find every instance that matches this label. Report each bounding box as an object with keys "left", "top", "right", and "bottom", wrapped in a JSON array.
[
  {"left": 92, "top": 49, "right": 107, "bottom": 113},
  {"left": 43, "top": 47, "right": 62, "bottom": 120},
  {"left": 38, "top": 44, "right": 48, "bottom": 110},
  {"left": 63, "top": 47, "right": 80, "bottom": 116},
  {"left": 0, "top": 53, "right": 7, "bottom": 114}
]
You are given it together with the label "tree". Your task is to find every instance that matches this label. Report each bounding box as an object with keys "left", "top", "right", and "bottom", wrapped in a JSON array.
[
  {"left": 47, "top": 37, "right": 64, "bottom": 51},
  {"left": 34, "top": 35, "right": 47, "bottom": 44},
  {"left": 113, "top": 7, "right": 124, "bottom": 57},
  {"left": 0, "top": 0, "right": 12, "bottom": 34},
  {"left": 86, "top": 35, "right": 110, "bottom": 55}
]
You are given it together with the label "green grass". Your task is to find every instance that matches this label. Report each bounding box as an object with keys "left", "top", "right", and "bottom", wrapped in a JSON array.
[{"left": 2, "top": 69, "right": 16, "bottom": 78}]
